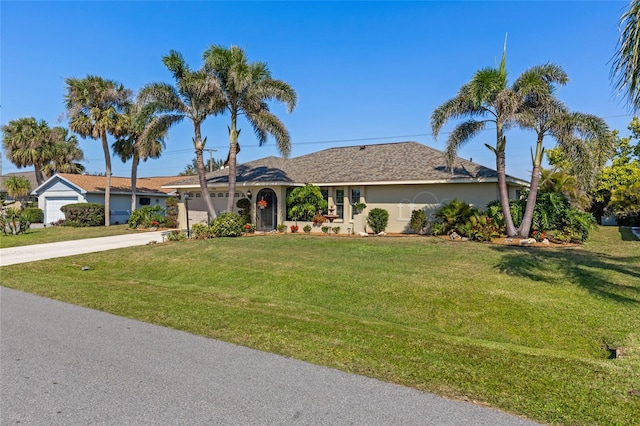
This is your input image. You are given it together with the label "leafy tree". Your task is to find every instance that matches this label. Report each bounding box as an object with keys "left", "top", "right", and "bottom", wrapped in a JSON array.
[
  {"left": 203, "top": 45, "right": 297, "bottom": 211},
  {"left": 2, "top": 117, "right": 52, "bottom": 185},
  {"left": 179, "top": 157, "right": 225, "bottom": 176},
  {"left": 65, "top": 75, "right": 131, "bottom": 226},
  {"left": 431, "top": 44, "right": 568, "bottom": 237},
  {"left": 611, "top": 0, "right": 640, "bottom": 111},
  {"left": 113, "top": 101, "right": 178, "bottom": 212},
  {"left": 4, "top": 176, "right": 31, "bottom": 202},
  {"left": 286, "top": 184, "right": 327, "bottom": 222},
  {"left": 138, "top": 50, "right": 222, "bottom": 220}
]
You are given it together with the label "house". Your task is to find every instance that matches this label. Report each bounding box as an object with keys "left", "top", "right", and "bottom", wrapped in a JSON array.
[
  {"left": 0, "top": 171, "right": 39, "bottom": 203},
  {"left": 165, "top": 141, "right": 529, "bottom": 233},
  {"left": 31, "top": 173, "right": 179, "bottom": 224}
]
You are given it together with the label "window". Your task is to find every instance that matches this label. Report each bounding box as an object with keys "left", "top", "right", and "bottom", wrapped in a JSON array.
[
  {"left": 335, "top": 189, "right": 344, "bottom": 219},
  {"left": 218, "top": 193, "right": 223, "bottom": 197},
  {"left": 139, "top": 197, "right": 151, "bottom": 206},
  {"left": 235, "top": 192, "right": 240, "bottom": 197},
  {"left": 320, "top": 189, "right": 329, "bottom": 212},
  {"left": 351, "top": 188, "right": 361, "bottom": 219}
]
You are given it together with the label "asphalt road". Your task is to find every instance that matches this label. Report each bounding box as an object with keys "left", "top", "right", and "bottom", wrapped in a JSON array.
[{"left": 1, "top": 233, "right": 540, "bottom": 425}]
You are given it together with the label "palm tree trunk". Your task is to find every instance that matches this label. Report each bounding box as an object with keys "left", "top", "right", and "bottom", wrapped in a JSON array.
[
  {"left": 227, "top": 116, "right": 239, "bottom": 213},
  {"left": 101, "top": 133, "right": 111, "bottom": 227},
  {"left": 34, "top": 166, "right": 45, "bottom": 186},
  {"left": 495, "top": 133, "right": 517, "bottom": 237},
  {"left": 518, "top": 136, "right": 545, "bottom": 238},
  {"left": 130, "top": 153, "right": 139, "bottom": 213},
  {"left": 193, "top": 123, "right": 217, "bottom": 222}
]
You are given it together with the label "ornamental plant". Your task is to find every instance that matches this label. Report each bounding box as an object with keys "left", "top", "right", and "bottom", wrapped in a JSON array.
[
  {"left": 303, "top": 224, "right": 312, "bottom": 233},
  {"left": 211, "top": 212, "right": 245, "bottom": 237},
  {"left": 290, "top": 224, "right": 299, "bottom": 233},
  {"left": 367, "top": 208, "right": 389, "bottom": 234}
]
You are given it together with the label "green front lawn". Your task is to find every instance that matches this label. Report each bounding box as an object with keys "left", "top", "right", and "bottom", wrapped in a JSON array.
[
  {"left": 0, "top": 224, "right": 136, "bottom": 249},
  {"left": 2, "top": 227, "right": 639, "bottom": 424}
]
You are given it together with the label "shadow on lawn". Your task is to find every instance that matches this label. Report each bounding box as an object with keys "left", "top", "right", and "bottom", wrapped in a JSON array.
[{"left": 491, "top": 245, "right": 640, "bottom": 305}]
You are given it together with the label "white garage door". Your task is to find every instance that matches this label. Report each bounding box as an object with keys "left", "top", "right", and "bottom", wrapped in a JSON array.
[{"left": 45, "top": 197, "right": 77, "bottom": 224}]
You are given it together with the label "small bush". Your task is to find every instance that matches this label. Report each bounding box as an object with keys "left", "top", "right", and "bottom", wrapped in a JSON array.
[
  {"left": 332, "top": 226, "right": 341, "bottom": 234},
  {"left": 367, "top": 208, "right": 389, "bottom": 234},
  {"left": 0, "top": 207, "right": 31, "bottom": 235},
  {"left": 191, "top": 223, "right": 214, "bottom": 239},
  {"left": 22, "top": 207, "right": 43, "bottom": 223},
  {"left": 321, "top": 226, "right": 329, "bottom": 234},
  {"left": 459, "top": 213, "right": 501, "bottom": 242},
  {"left": 236, "top": 198, "right": 251, "bottom": 224},
  {"left": 128, "top": 205, "right": 165, "bottom": 229},
  {"left": 166, "top": 230, "right": 187, "bottom": 241},
  {"left": 60, "top": 203, "right": 105, "bottom": 227},
  {"left": 211, "top": 212, "right": 244, "bottom": 237},
  {"left": 434, "top": 199, "right": 477, "bottom": 235},
  {"left": 409, "top": 209, "right": 427, "bottom": 233},
  {"left": 303, "top": 224, "right": 312, "bottom": 233}
]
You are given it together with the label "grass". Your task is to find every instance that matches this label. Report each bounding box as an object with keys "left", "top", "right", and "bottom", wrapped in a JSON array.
[
  {"left": 1, "top": 227, "right": 639, "bottom": 425},
  {"left": 0, "top": 224, "right": 137, "bottom": 248}
]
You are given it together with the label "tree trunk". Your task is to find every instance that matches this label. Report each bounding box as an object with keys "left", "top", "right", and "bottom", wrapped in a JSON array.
[
  {"left": 495, "top": 133, "right": 517, "bottom": 237},
  {"left": 193, "top": 123, "right": 217, "bottom": 222},
  {"left": 34, "top": 167, "right": 45, "bottom": 186},
  {"left": 130, "top": 153, "right": 139, "bottom": 213},
  {"left": 518, "top": 135, "right": 545, "bottom": 238},
  {"left": 101, "top": 133, "right": 111, "bottom": 227},
  {"left": 227, "top": 115, "right": 239, "bottom": 213}
]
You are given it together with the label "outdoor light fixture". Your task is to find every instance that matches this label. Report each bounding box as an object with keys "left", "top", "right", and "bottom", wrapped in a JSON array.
[{"left": 246, "top": 189, "right": 252, "bottom": 200}]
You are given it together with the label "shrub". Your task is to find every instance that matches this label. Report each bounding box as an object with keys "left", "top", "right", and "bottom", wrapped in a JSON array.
[
  {"left": 128, "top": 205, "right": 165, "bottom": 229},
  {"left": 191, "top": 223, "right": 214, "bottom": 239},
  {"left": 367, "top": 208, "right": 389, "bottom": 234},
  {"left": 321, "top": 226, "right": 329, "bottom": 234},
  {"left": 303, "top": 224, "right": 312, "bottom": 233},
  {"left": 276, "top": 223, "right": 286, "bottom": 233},
  {"left": 165, "top": 197, "right": 179, "bottom": 228},
  {"left": 434, "top": 199, "right": 477, "bottom": 234},
  {"left": 287, "top": 184, "right": 328, "bottom": 221},
  {"left": 409, "top": 209, "right": 427, "bottom": 233},
  {"left": 166, "top": 230, "right": 187, "bottom": 241},
  {"left": 0, "top": 207, "right": 31, "bottom": 235},
  {"left": 236, "top": 198, "right": 251, "bottom": 224},
  {"left": 290, "top": 224, "right": 299, "bottom": 233},
  {"left": 23, "top": 207, "right": 43, "bottom": 223},
  {"left": 211, "top": 212, "right": 244, "bottom": 237},
  {"left": 244, "top": 223, "right": 257, "bottom": 233},
  {"left": 459, "top": 213, "right": 501, "bottom": 242},
  {"left": 332, "top": 226, "right": 341, "bottom": 234},
  {"left": 60, "top": 203, "right": 105, "bottom": 227}
]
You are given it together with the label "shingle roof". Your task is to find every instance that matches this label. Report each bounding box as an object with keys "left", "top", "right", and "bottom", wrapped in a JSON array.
[
  {"left": 166, "top": 141, "right": 527, "bottom": 188},
  {"left": 50, "top": 174, "right": 179, "bottom": 195}
]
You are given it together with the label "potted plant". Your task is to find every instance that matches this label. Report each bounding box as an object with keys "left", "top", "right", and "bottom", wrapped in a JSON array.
[
  {"left": 303, "top": 224, "right": 312, "bottom": 234},
  {"left": 290, "top": 224, "right": 299, "bottom": 233},
  {"left": 277, "top": 223, "right": 286, "bottom": 233},
  {"left": 257, "top": 199, "right": 268, "bottom": 209},
  {"left": 353, "top": 202, "right": 367, "bottom": 214}
]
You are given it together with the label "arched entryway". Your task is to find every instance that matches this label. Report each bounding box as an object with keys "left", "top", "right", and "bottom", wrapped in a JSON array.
[{"left": 256, "top": 188, "right": 277, "bottom": 231}]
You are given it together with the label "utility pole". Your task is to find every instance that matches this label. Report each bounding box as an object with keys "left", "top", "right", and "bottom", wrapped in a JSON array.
[{"left": 203, "top": 149, "right": 217, "bottom": 173}]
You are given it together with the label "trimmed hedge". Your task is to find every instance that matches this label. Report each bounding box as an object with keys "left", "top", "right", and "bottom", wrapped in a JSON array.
[
  {"left": 60, "top": 203, "right": 105, "bottom": 227},
  {"left": 23, "top": 207, "right": 43, "bottom": 223}
]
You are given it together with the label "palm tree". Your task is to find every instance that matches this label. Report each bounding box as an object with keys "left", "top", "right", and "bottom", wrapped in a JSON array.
[
  {"left": 517, "top": 94, "right": 611, "bottom": 236},
  {"left": 112, "top": 102, "right": 179, "bottom": 212},
  {"left": 42, "top": 127, "right": 85, "bottom": 177},
  {"left": 203, "top": 45, "right": 297, "bottom": 212},
  {"left": 65, "top": 75, "right": 131, "bottom": 226},
  {"left": 431, "top": 46, "right": 568, "bottom": 237},
  {"left": 1, "top": 117, "right": 52, "bottom": 185},
  {"left": 138, "top": 50, "right": 222, "bottom": 220},
  {"left": 612, "top": 0, "right": 640, "bottom": 111},
  {"left": 4, "top": 176, "right": 31, "bottom": 203}
]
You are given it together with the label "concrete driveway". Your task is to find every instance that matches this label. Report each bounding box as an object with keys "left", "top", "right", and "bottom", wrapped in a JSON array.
[{"left": 0, "top": 231, "right": 167, "bottom": 266}]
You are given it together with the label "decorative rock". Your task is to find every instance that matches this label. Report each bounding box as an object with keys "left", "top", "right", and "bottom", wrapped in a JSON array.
[
  {"left": 449, "top": 232, "right": 461, "bottom": 240},
  {"left": 542, "top": 238, "right": 550, "bottom": 245},
  {"left": 377, "top": 231, "right": 386, "bottom": 236},
  {"left": 358, "top": 232, "right": 368, "bottom": 237},
  {"left": 461, "top": 237, "right": 469, "bottom": 241},
  {"left": 505, "top": 238, "right": 513, "bottom": 242},
  {"left": 519, "top": 238, "right": 536, "bottom": 246},
  {"left": 81, "top": 266, "right": 90, "bottom": 271}
]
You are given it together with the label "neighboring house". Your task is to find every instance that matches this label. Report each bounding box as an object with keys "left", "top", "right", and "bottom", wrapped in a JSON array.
[
  {"left": 165, "top": 141, "right": 529, "bottom": 233},
  {"left": 31, "top": 173, "right": 179, "bottom": 224},
  {"left": 0, "top": 171, "right": 38, "bottom": 203}
]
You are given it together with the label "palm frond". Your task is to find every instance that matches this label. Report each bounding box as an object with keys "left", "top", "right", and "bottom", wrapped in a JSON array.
[
  {"left": 611, "top": 0, "right": 640, "bottom": 110},
  {"left": 444, "top": 120, "right": 487, "bottom": 168}
]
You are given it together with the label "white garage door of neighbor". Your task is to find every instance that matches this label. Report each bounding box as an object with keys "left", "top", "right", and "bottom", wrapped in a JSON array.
[{"left": 45, "top": 197, "right": 77, "bottom": 224}]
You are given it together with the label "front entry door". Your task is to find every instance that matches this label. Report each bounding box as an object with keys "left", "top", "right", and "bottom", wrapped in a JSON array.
[{"left": 256, "top": 189, "right": 277, "bottom": 231}]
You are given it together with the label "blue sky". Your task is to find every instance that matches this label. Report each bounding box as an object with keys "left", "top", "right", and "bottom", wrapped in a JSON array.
[{"left": 0, "top": 1, "right": 633, "bottom": 180}]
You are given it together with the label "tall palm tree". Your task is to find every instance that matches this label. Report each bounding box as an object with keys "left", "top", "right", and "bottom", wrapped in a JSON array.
[
  {"left": 42, "top": 127, "right": 85, "bottom": 177},
  {"left": 1, "top": 117, "right": 52, "bottom": 185},
  {"left": 517, "top": 94, "right": 611, "bottom": 236},
  {"left": 65, "top": 75, "right": 131, "bottom": 226},
  {"left": 431, "top": 46, "right": 568, "bottom": 237},
  {"left": 611, "top": 0, "right": 640, "bottom": 111},
  {"left": 112, "top": 102, "right": 179, "bottom": 212},
  {"left": 203, "top": 45, "right": 297, "bottom": 211},
  {"left": 4, "top": 176, "right": 31, "bottom": 203},
  {"left": 138, "top": 50, "right": 222, "bottom": 220}
]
